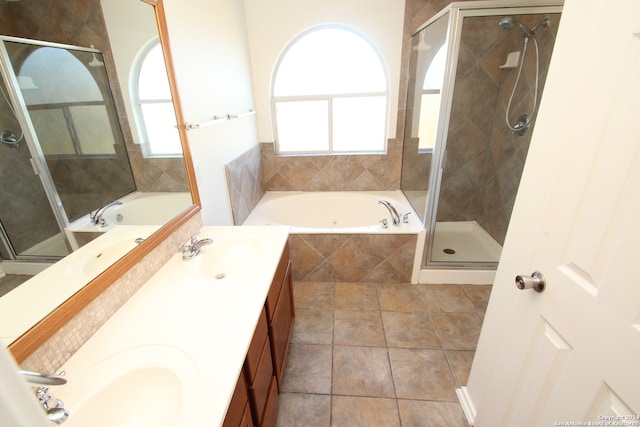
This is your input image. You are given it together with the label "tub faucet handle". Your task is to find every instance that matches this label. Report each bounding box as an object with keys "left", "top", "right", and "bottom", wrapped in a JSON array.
[
  {"left": 379, "top": 218, "right": 388, "bottom": 228},
  {"left": 402, "top": 212, "right": 411, "bottom": 223}
]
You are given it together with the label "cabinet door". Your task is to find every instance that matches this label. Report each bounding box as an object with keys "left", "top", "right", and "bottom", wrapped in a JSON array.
[
  {"left": 269, "top": 261, "right": 294, "bottom": 388},
  {"left": 260, "top": 376, "right": 280, "bottom": 427},
  {"left": 223, "top": 372, "right": 249, "bottom": 427}
]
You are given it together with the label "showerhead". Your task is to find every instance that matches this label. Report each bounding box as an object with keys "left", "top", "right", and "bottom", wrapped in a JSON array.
[{"left": 499, "top": 16, "right": 534, "bottom": 38}]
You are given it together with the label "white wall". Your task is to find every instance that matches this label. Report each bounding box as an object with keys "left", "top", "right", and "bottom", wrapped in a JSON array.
[
  {"left": 101, "top": 0, "right": 157, "bottom": 146},
  {"left": 243, "top": 0, "right": 405, "bottom": 143},
  {"left": 163, "top": 0, "right": 259, "bottom": 225}
]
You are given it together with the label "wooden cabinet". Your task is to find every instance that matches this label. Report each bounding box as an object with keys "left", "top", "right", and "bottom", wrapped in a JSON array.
[
  {"left": 224, "top": 242, "right": 294, "bottom": 427},
  {"left": 265, "top": 243, "right": 294, "bottom": 391},
  {"left": 222, "top": 372, "right": 252, "bottom": 427}
]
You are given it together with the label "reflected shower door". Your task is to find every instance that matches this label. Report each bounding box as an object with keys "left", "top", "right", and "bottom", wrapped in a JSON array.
[{"left": 0, "top": 77, "right": 69, "bottom": 260}]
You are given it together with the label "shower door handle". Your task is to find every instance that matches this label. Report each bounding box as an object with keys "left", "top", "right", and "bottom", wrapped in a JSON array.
[{"left": 515, "top": 271, "right": 545, "bottom": 293}]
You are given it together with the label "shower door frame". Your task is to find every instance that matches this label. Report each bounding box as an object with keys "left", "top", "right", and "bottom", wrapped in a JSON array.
[
  {"left": 0, "top": 37, "right": 107, "bottom": 262},
  {"left": 418, "top": 1, "right": 563, "bottom": 270}
]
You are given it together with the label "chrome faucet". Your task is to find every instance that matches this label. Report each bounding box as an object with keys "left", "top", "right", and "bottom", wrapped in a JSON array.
[
  {"left": 90, "top": 200, "right": 123, "bottom": 227},
  {"left": 19, "top": 370, "right": 69, "bottom": 424},
  {"left": 180, "top": 232, "right": 213, "bottom": 260},
  {"left": 379, "top": 200, "right": 401, "bottom": 226}
]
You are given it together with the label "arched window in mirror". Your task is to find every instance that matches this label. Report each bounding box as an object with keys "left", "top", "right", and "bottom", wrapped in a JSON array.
[
  {"left": 418, "top": 44, "right": 446, "bottom": 152},
  {"left": 272, "top": 26, "right": 388, "bottom": 155},
  {"left": 132, "top": 40, "right": 182, "bottom": 158}
]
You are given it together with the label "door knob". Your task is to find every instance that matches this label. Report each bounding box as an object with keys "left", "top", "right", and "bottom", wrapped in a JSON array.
[{"left": 515, "top": 271, "right": 546, "bottom": 293}]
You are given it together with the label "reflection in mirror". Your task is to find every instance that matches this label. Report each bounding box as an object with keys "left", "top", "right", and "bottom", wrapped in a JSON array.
[
  {"left": 400, "top": 13, "right": 449, "bottom": 223},
  {"left": 0, "top": 0, "right": 194, "bottom": 348}
]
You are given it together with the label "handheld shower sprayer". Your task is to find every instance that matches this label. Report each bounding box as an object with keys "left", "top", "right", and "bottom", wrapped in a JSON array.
[{"left": 498, "top": 16, "right": 534, "bottom": 38}]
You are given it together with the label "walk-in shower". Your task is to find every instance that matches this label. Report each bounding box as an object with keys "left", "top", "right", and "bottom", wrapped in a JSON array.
[{"left": 400, "top": 2, "right": 562, "bottom": 282}]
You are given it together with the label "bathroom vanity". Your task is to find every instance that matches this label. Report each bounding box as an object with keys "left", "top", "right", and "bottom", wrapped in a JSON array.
[{"left": 45, "top": 225, "right": 293, "bottom": 427}]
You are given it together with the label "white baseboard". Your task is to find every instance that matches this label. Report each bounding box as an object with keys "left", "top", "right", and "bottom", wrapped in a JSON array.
[
  {"left": 419, "top": 268, "right": 495, "bottom": 284},
  {"left": 456, "top": 386, "right": 477, "bottom": 426}
]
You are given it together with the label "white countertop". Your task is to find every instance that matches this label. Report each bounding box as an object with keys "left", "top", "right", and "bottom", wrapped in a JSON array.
[{"left": 51, "top": 225, "right": 290, "bottom": 427}]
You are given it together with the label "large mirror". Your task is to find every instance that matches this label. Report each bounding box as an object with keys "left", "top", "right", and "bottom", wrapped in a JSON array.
[{"left": 0, "top": 0, "right": 199, "bottom": 355}]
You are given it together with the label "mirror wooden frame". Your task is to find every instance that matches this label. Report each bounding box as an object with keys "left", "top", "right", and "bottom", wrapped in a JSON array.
[{"left": 8, "top": 0, "right": 201, "bottom": 363}]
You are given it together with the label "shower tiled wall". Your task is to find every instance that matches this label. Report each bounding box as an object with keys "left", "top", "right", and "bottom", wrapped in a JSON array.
[{"left": 436, "top": 14, "right": 559, "bottom": 245}]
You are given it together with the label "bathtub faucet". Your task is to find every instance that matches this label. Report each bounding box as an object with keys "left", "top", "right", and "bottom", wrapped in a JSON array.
[
  {"left": 379, "top": 200, "right": 401, "bottom": 226},
  {"left": 90, "top": 200, "right": 122, "bottom": 227}
]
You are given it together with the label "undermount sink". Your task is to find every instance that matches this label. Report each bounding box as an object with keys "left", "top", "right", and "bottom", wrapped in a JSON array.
[
  {"left": 54, "top": 345, "right": 200, "bottom": 427},
  {"left": 192, "top": 233, "right": 269, "bottom": 280}
]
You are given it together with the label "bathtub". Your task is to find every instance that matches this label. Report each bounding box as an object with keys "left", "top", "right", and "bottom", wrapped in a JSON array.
[
  {"left": 243, "top": 190, "right": 423, "bottom": 283},
  {"left": 243, "top": 190, "right": 422, "bottom": 234},
  {"left": 68, "top": 192, "right": 192, "bottom": 232}
]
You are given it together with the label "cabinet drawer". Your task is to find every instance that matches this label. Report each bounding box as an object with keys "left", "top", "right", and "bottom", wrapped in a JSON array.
[
  {"left": 266, "top": 243, "right": 290, "bottom": 321},
  {"left": 260, "top": 376, "right": 279, "bottom": 427},
  {"left": 245, "top": 308, "right": 268, "bottom": 383},
  {"left": 248, "top": 337, "right": 273, "bottom": 424},
  {"left": 222, "top": 372, "right": 249, "bottom": 427}
]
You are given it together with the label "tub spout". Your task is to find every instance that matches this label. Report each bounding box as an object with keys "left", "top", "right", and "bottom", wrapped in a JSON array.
[
  {"left": 379, "top": 200, "right": 401, "bottom": 226},
  {"left": 90, "top": 200, "right": 123, "bottom": 227}
]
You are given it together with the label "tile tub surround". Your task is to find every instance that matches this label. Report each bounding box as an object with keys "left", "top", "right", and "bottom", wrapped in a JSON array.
[
  {"left": 260, "top": 140, "right": 403, "bottom": 192},
  {"left": 289, "top": 234, "right": 417, "bottom": 283},
  {"left": 275, "top": 281, "right": 491, "bottom": 427},
  {"left": 224, "top": 145, "right": 265, "bottom": 225},
  {"left": 19, "top": 213, "right": 203, "bottom": 374}
]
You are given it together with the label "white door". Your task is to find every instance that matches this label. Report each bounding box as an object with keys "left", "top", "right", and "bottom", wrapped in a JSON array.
[{"left": 462, "top": 0, "right": 640, "bottom": 425}]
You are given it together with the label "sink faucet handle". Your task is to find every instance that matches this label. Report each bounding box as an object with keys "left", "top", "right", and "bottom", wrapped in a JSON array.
[{"left": 190, "top": 231, "right": 201, "bottom": 244}]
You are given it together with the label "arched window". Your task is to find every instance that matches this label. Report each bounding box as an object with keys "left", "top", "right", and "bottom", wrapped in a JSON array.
[
  {"left": 272, "top": 26, "right": 388, "bottom": 155},
  {"left": 132, "top": 40, "right": 181, "bottom": 158}
]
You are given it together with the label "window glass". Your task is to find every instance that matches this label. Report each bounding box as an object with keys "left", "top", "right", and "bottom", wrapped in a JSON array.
[
  {"left": 134, "top": 42, "right": 181, "bottom": 157},
  {"left": 272, "top": 26, "right": 388, "bottom": 155}
]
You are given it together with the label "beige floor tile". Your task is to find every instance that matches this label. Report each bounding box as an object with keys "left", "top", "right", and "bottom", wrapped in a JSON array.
[
  {"left": 276, "top": 393, "right": 331, "bottom": 427},
  {"left": 334, "top": 310, "right": 386, "bottom": 347},
  {"left": 331, "top": 396, "right": 401, "bottom": 427},
  {"left": 281, "top": 344, "right": 333, "bottom": 394},
  {"left": 461, "top": 284, "right": 492, "bottom": 313},
  {"left": 332, "top": 346, "right": 395, "bottom": 398},
  {"left": 377, "top": 283, "right": 426, "bottom": 312},
  {"left": 292, "top": 309, "right": 334, "bottom": 345},
  {"left": 381, "top": 311, "right": 441, "bottom": 349},
  {"left": 445, "top": 350, "right": 475, "bottom": 387},
  {"left": 418, "top": 284, "right": 476, "bottom": 312},
  {"left": 294, "top": 282, "right": 335, "bottom": 310},
  {"left": 397, "top": 400, "right": 469, "bottom": 427},
  {"left": 430, "top": 312, "right": 483, "bottom": 350},
  {"left": 335, "top": 282, "right": 379, "bottom": 310},
  {"left": 388, "top": 348, "right": 457, "bottom": 401}
]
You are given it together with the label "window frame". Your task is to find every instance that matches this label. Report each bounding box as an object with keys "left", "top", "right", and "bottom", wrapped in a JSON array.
[
  {"left": 271, "top": 25, "right": 390, "bottom": 156},
  {"left": 131, "top": 38, "right": 182, "bottom": 159}
]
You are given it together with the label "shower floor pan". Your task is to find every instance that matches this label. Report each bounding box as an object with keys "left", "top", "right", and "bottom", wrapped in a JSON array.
[{"left": 431, "top": 221, "right": 502, "bottom": 263}]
